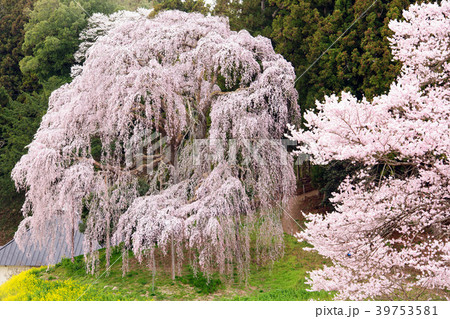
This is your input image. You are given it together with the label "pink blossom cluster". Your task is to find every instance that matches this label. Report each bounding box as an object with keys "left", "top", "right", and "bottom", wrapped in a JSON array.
[
  {"left": 12, "top": 10, "right": 299, "bottom": 277},
  {"left": 289, "top": 1, "right": 449, "bottom": 300}
]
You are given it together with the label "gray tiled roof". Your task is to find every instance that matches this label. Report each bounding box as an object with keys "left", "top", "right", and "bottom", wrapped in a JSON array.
[{"left": 0, "top": 229, "right": 85, "bottom": 266}]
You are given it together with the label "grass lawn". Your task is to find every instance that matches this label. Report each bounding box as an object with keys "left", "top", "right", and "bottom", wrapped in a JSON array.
[{"left": 23, "top": 234, "right": 333, "bottom": 301}]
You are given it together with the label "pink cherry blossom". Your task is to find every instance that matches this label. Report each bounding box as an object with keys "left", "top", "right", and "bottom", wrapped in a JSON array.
[
  {"left": 12, "top": 10, "right": 299, "bottom": 279},
  {"left": 289, "top": 1, "right": 450, "bottom": 300}
]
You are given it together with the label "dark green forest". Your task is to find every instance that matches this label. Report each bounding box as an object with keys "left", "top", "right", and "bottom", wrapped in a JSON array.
[{"left": 0, "top": 0, "right": 414, "bottom": 239}]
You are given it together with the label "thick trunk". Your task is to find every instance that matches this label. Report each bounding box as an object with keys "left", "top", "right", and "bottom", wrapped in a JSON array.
[
  {"left": 169, "top": 143, "right": 178, "bottom": 281},
  {"left": 152, "top": 252, "right": 156, "bottom": 292},
  {"left": 70, "top": 220, "right": 75, "bottom": 263},
  {"left": 171, "top": 235, "right": 176, "bottom": 280},
  {"left": 106, "top": 213, "right": 111, "bottom": 270}
]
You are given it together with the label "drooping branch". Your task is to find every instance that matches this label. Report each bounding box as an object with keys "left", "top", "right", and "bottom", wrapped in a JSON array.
[
  {"left": 12, "top": 10, "right": 299, "bottom": 280},
  {"left": 289, "top": 0, "right": 450, "bottom": 300}
]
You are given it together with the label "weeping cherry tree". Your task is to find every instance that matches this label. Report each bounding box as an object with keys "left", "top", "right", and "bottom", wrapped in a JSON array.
[{"left": 12, "top": 10, "right": 300, "bottom": 279}]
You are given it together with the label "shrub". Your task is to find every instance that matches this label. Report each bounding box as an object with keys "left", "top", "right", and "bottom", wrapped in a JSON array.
[
  {"left": 176, "top": 267, "right": 222, "bottom": 294},
  {"left": 0, "top": 267, "right": 121, "bottom": 301}
]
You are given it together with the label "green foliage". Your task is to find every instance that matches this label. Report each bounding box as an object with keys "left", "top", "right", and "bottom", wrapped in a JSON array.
[
  {"left": 0, "top": 0, "right": 154, "bottom": 232},
  {"left": 111, "top": 0, "right": 154, "bottom": 10},
  {"left": 0, "top": 267, "right": 123, "bottom": 301},
  {"left": 0, "top": 86, "right": 9, "bottom": 108},
  {"left": 0, "top": 199, "right": 23, "bottom": 246},
  {"left": 230, "top": 235, "right": 333, "bottom": 300},
  {"left": 270, "top": 0, "right": 412, "bottom": 113},
  {"left": 215, "top": 0, "right": 276, "bottom": 37},
  {"left": 0, "top": 89, "right": 47, "bottom": 204},
  {"left": 310, "top": 160, "right": 363, "bottom": 205},
  {"left": 20, "top": 0, "right": 118, "bottom": 82},
  {"left": 0, "top": 0, "right": 38, "bottom": 98},
  {"left": 57, "top": 255, "right": 86, "bottom": 276},
  {"left": 18, "top": 0, "right": 154, "bottom": 84},
  {"left": 137, "top": 278, "right": 149, "bottom": 285},
  {"left": 137, "top": 177, "right": 151, "bottom": 196},
  {"left": 0, "top": 75, "right": 65, "bottom": 207},
  {"left": 143, "top": 0, "right": 277, "bottom": 37},
  {"left": 0, "top": 0, "right": 433, "bottom": 301},
  {"left": 151, "top": 0, "right": 210, "bottom": 16},
  {"left": 232, "top": 287, "right": 331, "bottom": 301},
  {"left": 89, "top": 136, "right": 102, "bottom": 161},
  {"left": 1, "top": 235, "right": 331, "bottom": 300},
  {"left": 176, "top": 267, "right": 222, "bottom": 294},
  {"left": 153, "top": 0, "right": 411, "bottom": 117},
  {"left": 310, "top": 157, "right": 415, "bottom": 207}
]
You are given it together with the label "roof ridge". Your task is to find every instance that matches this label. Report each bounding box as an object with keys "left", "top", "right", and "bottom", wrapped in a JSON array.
[
  {"left": 0, "top": 238, "right": 16, "bottom": 252},
  {"left": 0, "top": 228, "right": 89, "bottom": 266}
]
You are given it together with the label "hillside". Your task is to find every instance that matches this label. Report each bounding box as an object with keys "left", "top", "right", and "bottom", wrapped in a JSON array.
[
  {"left": 0, "top": 235, "right": 333, "bottom": 301},
  {"left": 0, "top": 189, "right": 336, "bottom": 301}
]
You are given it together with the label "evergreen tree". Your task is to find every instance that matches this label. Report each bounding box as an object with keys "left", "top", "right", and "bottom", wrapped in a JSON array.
[
  {"left": 151, "top": 0, "right": 210, "bottom": 15},
  {"left": 0, "top": 86, "right": 56, "bottom": 203},
  {"left": 215, "top": 0, "right": 277, "bottom": 37},
  {"left": 0, "top": 0, "right": 38, "bottom": 98},
  {"left": 271, "top": 0, "right": 412, "bottom": 113},
  {"left": 19, "top": 0, "right": 118, "bottom": 83}
]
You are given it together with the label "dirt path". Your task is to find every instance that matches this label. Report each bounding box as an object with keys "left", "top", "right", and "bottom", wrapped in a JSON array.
[{"left": 281, "top": 190, "right": 328, "bottom": 236}]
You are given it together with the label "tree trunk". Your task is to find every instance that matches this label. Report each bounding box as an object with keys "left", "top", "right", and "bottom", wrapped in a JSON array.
[
  {"left": 169, "top": 140, "right": 179, "bottom": 281},
  {"left": 171, "top": 234, "right": 176, "bottom": 280},
  {"left": 71, "top": 219, "right": 75, "bottom": 263},
  {"left": 152, "top": 252, "right": 156, "bottom": 293},
  {"left": 106, "top": 213, "right": 111, "bottom": 270}
]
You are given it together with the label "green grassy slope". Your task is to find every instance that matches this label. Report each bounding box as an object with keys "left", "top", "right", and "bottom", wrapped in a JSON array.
[{"left": 26, "top": 234, "right": 333, "bottom": 301}]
